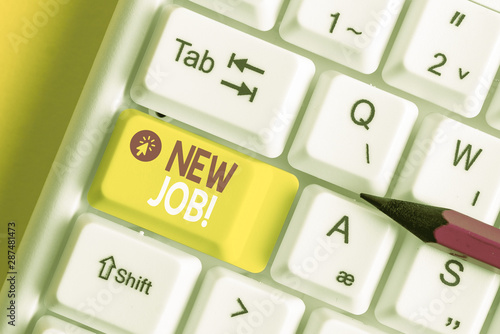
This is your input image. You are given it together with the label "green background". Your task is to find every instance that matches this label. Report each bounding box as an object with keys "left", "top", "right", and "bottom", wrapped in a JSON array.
[{"left": 0, "top": 0, "right": 119, "bottom": 282}]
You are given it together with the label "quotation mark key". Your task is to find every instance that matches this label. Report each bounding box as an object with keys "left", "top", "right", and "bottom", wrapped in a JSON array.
[{"left": 450, "top": 11, "right": 466, "bottom": 27}]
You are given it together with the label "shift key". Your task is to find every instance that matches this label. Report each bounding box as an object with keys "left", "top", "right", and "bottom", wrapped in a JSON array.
[{"left": 88, "top": 109, "right": 298, "bottom": 273}]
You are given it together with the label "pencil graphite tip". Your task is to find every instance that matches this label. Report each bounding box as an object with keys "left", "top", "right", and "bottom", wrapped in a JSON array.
[
  {"left": 359, "top": 193, "right": 448, "bottom": 243},
  {"left": 359, "top": 193, "right": 389, "bottom": 209}
]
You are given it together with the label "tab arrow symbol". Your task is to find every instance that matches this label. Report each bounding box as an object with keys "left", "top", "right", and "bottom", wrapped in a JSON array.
[
  {"left": 229, "top": 53, "right": 265, "bottom": 75},
  {"left": 220, "top": 80, "right": 257, "bottom": 102},
  {"left": 98, "top": 256, "right": 116, "bottom": 280},
  {"left": 230, "top": 298, "right": 248, "bottom": 317}
]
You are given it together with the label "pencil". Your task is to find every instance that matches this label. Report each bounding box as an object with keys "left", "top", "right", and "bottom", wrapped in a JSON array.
[{"left": 360, "top": 193, "right": 500, "bottom": 269}]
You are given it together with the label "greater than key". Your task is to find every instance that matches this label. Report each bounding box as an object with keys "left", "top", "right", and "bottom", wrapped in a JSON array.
[
  {"left": 360, "top": 193, "right": 500, "bottom": 269},
  {"left": 88, "top": 109, "right": 298, "bottom": 273}
]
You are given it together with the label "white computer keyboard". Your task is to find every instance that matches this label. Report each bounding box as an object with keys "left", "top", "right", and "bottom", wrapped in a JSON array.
[{"left": 4, "top": 0, "right": 500, "bottom": 333}]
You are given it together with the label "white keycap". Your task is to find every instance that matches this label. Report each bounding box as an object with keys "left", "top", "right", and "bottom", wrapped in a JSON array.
[
  {"left": 303, "top": 308, "right": 387, "bottom": 334},
  {"left": 131, "top": 5, "right": 314, "bottom": 158},
  {"left": 486, "top": 83, "right": 500, "bottom": 130},
  {"left": 383, "top": 0, "right": 500, "bottom": 117},
  {"left": 271, "top": 185, "right": 397, "bottom": 315},
  {"left": 32, "top": 315, "right": 95, "bottom": 334},
  {"left": 190, "top": 0, "right": 285, "bottom": 31},
  {"left": 182, "top": 266, "right": 305, "bottom": 334},
  {"left": 392, "top": 113, "right": 500, "bottom": 225},
  {"left": 288, "top": 71, "right": 417, "bottom": 195},
  {"left": 375, "top": 234, "right": 500, "bottom": 334},
  {"left": 45, "top": 213, "right": 201, "bottom": 334},
  {"left": 280, "top": 0, "right": 405, "bottom": 73}
]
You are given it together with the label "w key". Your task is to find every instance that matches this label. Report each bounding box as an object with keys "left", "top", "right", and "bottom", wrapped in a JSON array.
[{"left": 392, "top": 114, "right": 500, "bottom": 225}]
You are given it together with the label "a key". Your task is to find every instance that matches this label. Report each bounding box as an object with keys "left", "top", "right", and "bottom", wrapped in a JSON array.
[
  {"left": 131, "top": 5, "right": 314, "bottom": 158},
  {"left": 32, "top": 315, "right": 95, "bottom": 334},
  {"left": 303, "top": 308, "right": 387, "bottom": 334},
  {"left": 375, "top": 234, "right": 500, "bottom": 334},
  {"left": 44, "top": 213, "right": 201, "bottom": 334},
  {"left": 280, "top": 0, "right": 405, "bottom": 74},
  {"left": 189, "top": 0, "right": 285, "bottom": 31},
  {"left": 383, "top": 0, "right": 500, "bottom": 117},
  {"left": 288, "top": 71, "right": 417, "bottom": 195},
  {"left": 392, "top": 113, "right": 500, "bottom": 225},
  {"left": 182, "top": 266, "right": 305, "bottom": 334},
  {"left": 271, "top": 185, "right": 397, "bottom": 315},
  {"left": 88, "top": 109, "right": 298, "bottom": 273}
]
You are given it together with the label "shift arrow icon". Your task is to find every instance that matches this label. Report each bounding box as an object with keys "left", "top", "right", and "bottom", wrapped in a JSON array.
[
  {"left": 228, "top": 53, "right": 265, "bottom": 75},
  {"left": 220, "top": 80, "right": 258, "bottom": 102},
  {"left": 98, "top": 256, "right": 116, "bottom": 280}
]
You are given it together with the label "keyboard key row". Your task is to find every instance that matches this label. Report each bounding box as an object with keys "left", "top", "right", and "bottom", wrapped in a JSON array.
[
  {"left": 82, "top": 108, "right": 489, "bottom": 277},
  {"left": 146, "top": 1, "right": 500, "bottom": 129},
  {"left": 280, "top": 0, "right": 500, "bottom": 117},
  {"left": 42, "top": 214, "right": 303, "bottom": 333},
  {"left": 44, "top": 205, "right": 500, "bottom": 333},
  {"left": 44, "top": 214, "right": 305, "bottom": 334},
  {"left": 88, "top": 108, "right": 500, "bottom": 271},
  {"left": 32, "top": 308, "right": 386, "bottom": 334},
  {"left": 32, "top": 307, "right": 393, "bottom": 334},
  {"left": 128, "top": 3, "right": 500, "bottom": 204}
]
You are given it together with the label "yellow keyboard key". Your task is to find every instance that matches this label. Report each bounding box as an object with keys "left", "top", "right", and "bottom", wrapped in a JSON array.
[{"left": 88, "top": 109, "right": 298, "bottom": 272}]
